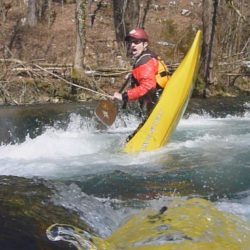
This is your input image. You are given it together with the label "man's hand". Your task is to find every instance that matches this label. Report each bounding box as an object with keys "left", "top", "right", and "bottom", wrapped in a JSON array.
[{"left": 113, "top": 92, "right": 122, "bottom": 100}]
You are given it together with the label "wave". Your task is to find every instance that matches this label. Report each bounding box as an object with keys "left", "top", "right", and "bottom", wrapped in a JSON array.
[
  {"left": 0, "top": 109, "right": 249, "bottom": 178},
  {"left": 216, "top": 189, "right": 250, "bottom": 222}
]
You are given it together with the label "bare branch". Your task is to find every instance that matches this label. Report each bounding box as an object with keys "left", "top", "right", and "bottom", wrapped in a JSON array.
[{"left": 226, "top": 0, "right": 250, "bottom": 25}]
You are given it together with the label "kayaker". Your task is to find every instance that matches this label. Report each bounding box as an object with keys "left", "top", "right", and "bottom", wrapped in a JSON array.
[{"left": 113, "top": 28, "right": 168, "bottom": 117}]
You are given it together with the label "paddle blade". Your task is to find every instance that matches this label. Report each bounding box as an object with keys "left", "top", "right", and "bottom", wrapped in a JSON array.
[{"left": 95, "top": 100, "right": 117, "bottom": 126}]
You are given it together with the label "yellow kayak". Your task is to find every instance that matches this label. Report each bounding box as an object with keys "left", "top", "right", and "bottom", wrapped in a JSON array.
[{"left": 124, "top": 30, "right": 202, "bottom": 153}]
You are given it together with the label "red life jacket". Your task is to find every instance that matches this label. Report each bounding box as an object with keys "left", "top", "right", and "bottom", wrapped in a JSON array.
[{"left": 127, "top": 50, "right": 158, "bottom": 101}]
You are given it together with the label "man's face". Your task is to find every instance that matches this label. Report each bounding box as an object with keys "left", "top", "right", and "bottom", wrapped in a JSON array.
[{"left": 128, "top": 39, "right": 148, "bottom": 58}]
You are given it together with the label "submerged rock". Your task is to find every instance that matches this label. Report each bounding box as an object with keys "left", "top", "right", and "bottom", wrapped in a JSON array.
[
  {"left": 0, "top": 176, "right": 93, "bottom": 250},
  {"left": 47, "top": 198, "right": 250, "bottom": 249}
]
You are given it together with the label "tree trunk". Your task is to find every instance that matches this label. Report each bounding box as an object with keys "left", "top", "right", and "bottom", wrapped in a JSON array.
[
  {"left": 112, "top": 0, "right": 152, "bottom": 53},
  {"left": 27, "top": 0, "right": 38, "bottom": 26},
  {"left": 72, "top": 0, "right": 87, "bottom": 78},
  {"left": 0, "top": 1, "right": 12, "bottom": 22},
  {"left": 112, "top": 0, "right": 140, "bottom": 44},
  {"left": 201, "top": 0, "right": 219, "bottom": 98},
  {"left": 140, "top": 0, "right": 152, "bottom": 28}
]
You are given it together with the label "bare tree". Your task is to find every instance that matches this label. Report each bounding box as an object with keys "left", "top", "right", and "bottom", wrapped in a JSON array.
[
  {"left": 140, "top": 0, "right": 151, "bottom": 28},
  {"left": 0, "top": 0, "right": 12, "bottom": 22},
  {"left": 26, "top": 0, "right": 38, "bottom": 26},
  {"left": 88, "top": 0, "right": 104, "bottom": 28},
  {"left": 25, "top": 0, "right": 55, "bottom": 27},
  {"left": 112, "top": 0, "right": 139, "bottom": 44},
  {"left": 71, "top": 0, "right": 87, "bottom": 84},
  {"left": 201, "top": 0, "right": 219, "bottom": 97},
  {"left": 200, "top": 0, "right": 249, "bottom": 93},
  {"left": 112, "top": 0, "right": 152, "bottom": 52},
  {"left": 221, "top": 0, "right": 249, "bottom": 57}
]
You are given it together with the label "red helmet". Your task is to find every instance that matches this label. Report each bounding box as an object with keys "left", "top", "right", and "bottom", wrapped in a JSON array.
[{"left": 125, "top": 28, "right": 149, "bottom": 42}]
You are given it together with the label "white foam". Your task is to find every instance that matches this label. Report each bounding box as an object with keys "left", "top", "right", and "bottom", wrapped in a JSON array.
[
  {"left": 216, "top": 199, "right": 250, "bottom": 223},
  {"left": 0, "top": 111, "right": 249, "bottom": 178}
]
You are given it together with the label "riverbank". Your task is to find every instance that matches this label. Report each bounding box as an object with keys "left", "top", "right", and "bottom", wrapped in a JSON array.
[
  {"left": 0, "top": 74, "right": 117, "bottom": 106},
  {"left": 1, "top": 0, "right": 249, "bottom": 106},
  {"left": 0, "top": 72, "right": 249, "bottom": 106}
]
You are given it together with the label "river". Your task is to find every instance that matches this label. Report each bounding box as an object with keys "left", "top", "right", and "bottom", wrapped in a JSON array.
[{"left": 0, "top": 97, "right": 250, "bottom": 249}]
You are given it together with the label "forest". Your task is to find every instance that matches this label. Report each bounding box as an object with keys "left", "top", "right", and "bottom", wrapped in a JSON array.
[{"left": 0, "top": 0, "right": 249, "bottom": 105}]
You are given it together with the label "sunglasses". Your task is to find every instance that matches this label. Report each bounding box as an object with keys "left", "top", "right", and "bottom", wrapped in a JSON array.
[{"left": 128, "top": 40, "right": 143, "bottom": 45}]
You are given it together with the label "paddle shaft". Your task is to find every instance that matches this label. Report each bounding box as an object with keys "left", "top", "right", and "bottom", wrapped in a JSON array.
[
  {"left": 119, "top": 74, "right": 131, "bottom": 93},
  {"left": 119, "top": 75, "right": 131, "bottom": 109}
]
